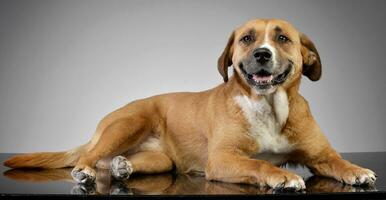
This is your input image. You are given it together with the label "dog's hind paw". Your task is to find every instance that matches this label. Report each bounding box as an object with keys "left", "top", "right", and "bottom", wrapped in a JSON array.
[
  {"left": 110, "top": 155, "right": 133, "bottom": 180},
  {"left": 71, "top": 166, "right": 96, "bottom": 185}
]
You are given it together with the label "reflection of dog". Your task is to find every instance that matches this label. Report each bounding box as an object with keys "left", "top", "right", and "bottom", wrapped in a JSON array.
[
  {"left": 305, "top": 176, "right": 376, "bottom": 193},
  {"left": 4, "top": 19, "right": 376, "bottom": 191},
  {"left": 4, "top": 169, "right": 376, "bottom": 194}
]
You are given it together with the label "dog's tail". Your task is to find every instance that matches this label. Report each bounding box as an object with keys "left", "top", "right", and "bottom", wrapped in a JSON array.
[{"left": 3, "top": 144, "right": 88, "bottom": 169}]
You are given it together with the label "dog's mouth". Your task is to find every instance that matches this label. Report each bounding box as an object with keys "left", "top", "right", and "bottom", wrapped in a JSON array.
[{"left": 239, "top": 63, "right": 292, "bottom": 90}]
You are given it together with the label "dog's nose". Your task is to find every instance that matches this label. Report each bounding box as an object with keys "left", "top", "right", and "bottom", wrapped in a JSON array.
[{"left": 253, "top": 48, "right": 272, "bottom": 65}]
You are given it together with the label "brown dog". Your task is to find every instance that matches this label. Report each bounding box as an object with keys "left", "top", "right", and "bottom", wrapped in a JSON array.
[{"left": 4, "top": 19, "right": 376, "bottom": 191}]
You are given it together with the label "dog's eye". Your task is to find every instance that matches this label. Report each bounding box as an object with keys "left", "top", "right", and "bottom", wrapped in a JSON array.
[
  {"left": 278, "top": 35, "right": 290, "bottom": 43},
  {"left": 240, "top": 35, "right": 254, "bottom": 44}
]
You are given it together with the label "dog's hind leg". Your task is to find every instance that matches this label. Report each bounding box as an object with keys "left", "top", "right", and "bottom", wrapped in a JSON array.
[
  {"left": 71, "top": 116, "right": 151, "bottom": 184},
  {"left": 110, "top": 151, "right": 173, "bottom": 180}
]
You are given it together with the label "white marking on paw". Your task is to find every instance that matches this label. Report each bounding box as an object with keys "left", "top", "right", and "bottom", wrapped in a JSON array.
[
  {"left": 71, "top": 167, "right": 96, "bottom": 184},
  {"left": 342, "top": 168, "right": 377, "bottom": 185},
  {"left": 355, "top": 169, "right": 377, "bottom": 185},
  {"left": 110, "top": 155, "right": 133, "bottom": 180},
  {"left": 285, "top": 177, "right": 306, "bottom": 190},
  {"left": 267, "top": 174, "right": 305, "bottom": 191}
]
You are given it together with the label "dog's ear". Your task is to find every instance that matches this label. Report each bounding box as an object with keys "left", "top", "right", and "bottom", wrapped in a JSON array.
[
  {"left": 218, "top": 31, "right": 235, "bottom": 82},
  {"left": 300, "top": 33, "right": 322, "bottom": 81}
]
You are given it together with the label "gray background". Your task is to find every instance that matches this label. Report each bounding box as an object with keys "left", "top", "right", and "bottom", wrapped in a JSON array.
[{"left": 0, "top": 0, "right": 385, "bottom": 153}]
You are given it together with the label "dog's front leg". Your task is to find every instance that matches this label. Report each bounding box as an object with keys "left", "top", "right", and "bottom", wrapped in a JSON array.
[
  {"left": 205, "top": 151, "right": 305, "bottom": 191},
  {"left": 300, "top": 145, "right": 376, "bottom": 186},
  {"left": 286, "top": 94, "right": 377, "bottom": 186},
  {"left": 289, "top": 116, "right": 377, "bottom": 185}
]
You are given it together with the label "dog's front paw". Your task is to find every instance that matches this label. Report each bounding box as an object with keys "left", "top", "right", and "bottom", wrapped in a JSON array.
[
  {"left": 338, "top": 165, "right": 376, "bottom": 185},
  {"left": 265, "top": 169, "right": 306, "bottom": 191},
  {"left": 110, "top": 155, "right": 133, "bottom": 180}
]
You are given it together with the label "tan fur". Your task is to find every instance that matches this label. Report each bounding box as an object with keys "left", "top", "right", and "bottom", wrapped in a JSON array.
[
  {"left": 3, "top": 144, "right": 86, "bottom": 168},
  {"left": 4, "top": 19, "right": 375, "bottom": 189}
]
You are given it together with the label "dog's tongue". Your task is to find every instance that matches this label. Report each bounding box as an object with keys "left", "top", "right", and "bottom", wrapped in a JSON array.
[{"left": 252, "top": 74, "right": 273, "bottom": 82}]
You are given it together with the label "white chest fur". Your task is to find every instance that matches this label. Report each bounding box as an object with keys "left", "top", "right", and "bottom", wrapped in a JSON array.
[{"left": 234, "top": 88, "right": 293, "bottom": 160}]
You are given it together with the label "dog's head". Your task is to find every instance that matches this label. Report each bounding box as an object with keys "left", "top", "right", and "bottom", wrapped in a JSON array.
[{"left": 218, "top": 19, "right": 321, "bottom": 94}]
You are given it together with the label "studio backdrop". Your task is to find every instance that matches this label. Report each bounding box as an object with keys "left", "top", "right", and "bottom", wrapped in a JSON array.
[{"left": 0, "top": 0, "right": 385, "bottom": 153}]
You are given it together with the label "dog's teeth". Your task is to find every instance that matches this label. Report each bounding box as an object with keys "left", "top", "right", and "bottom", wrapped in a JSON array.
[{"left": 256, "top": 79, "right": 272, "bottom": 85}]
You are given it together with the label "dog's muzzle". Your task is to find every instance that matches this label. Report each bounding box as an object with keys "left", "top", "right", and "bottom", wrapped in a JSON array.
[{"left": 239, "top": 62, "right": 293, "bottom": 90}]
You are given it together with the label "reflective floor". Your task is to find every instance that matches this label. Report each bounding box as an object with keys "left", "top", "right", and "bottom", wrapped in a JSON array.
[{"left": 0, "top": 152, "right": 385, "bottom": 195}]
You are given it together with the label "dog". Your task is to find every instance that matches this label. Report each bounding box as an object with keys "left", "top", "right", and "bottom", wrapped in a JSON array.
[{"left": 4, "top": 19, "right": 376, "bottom": 191}]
